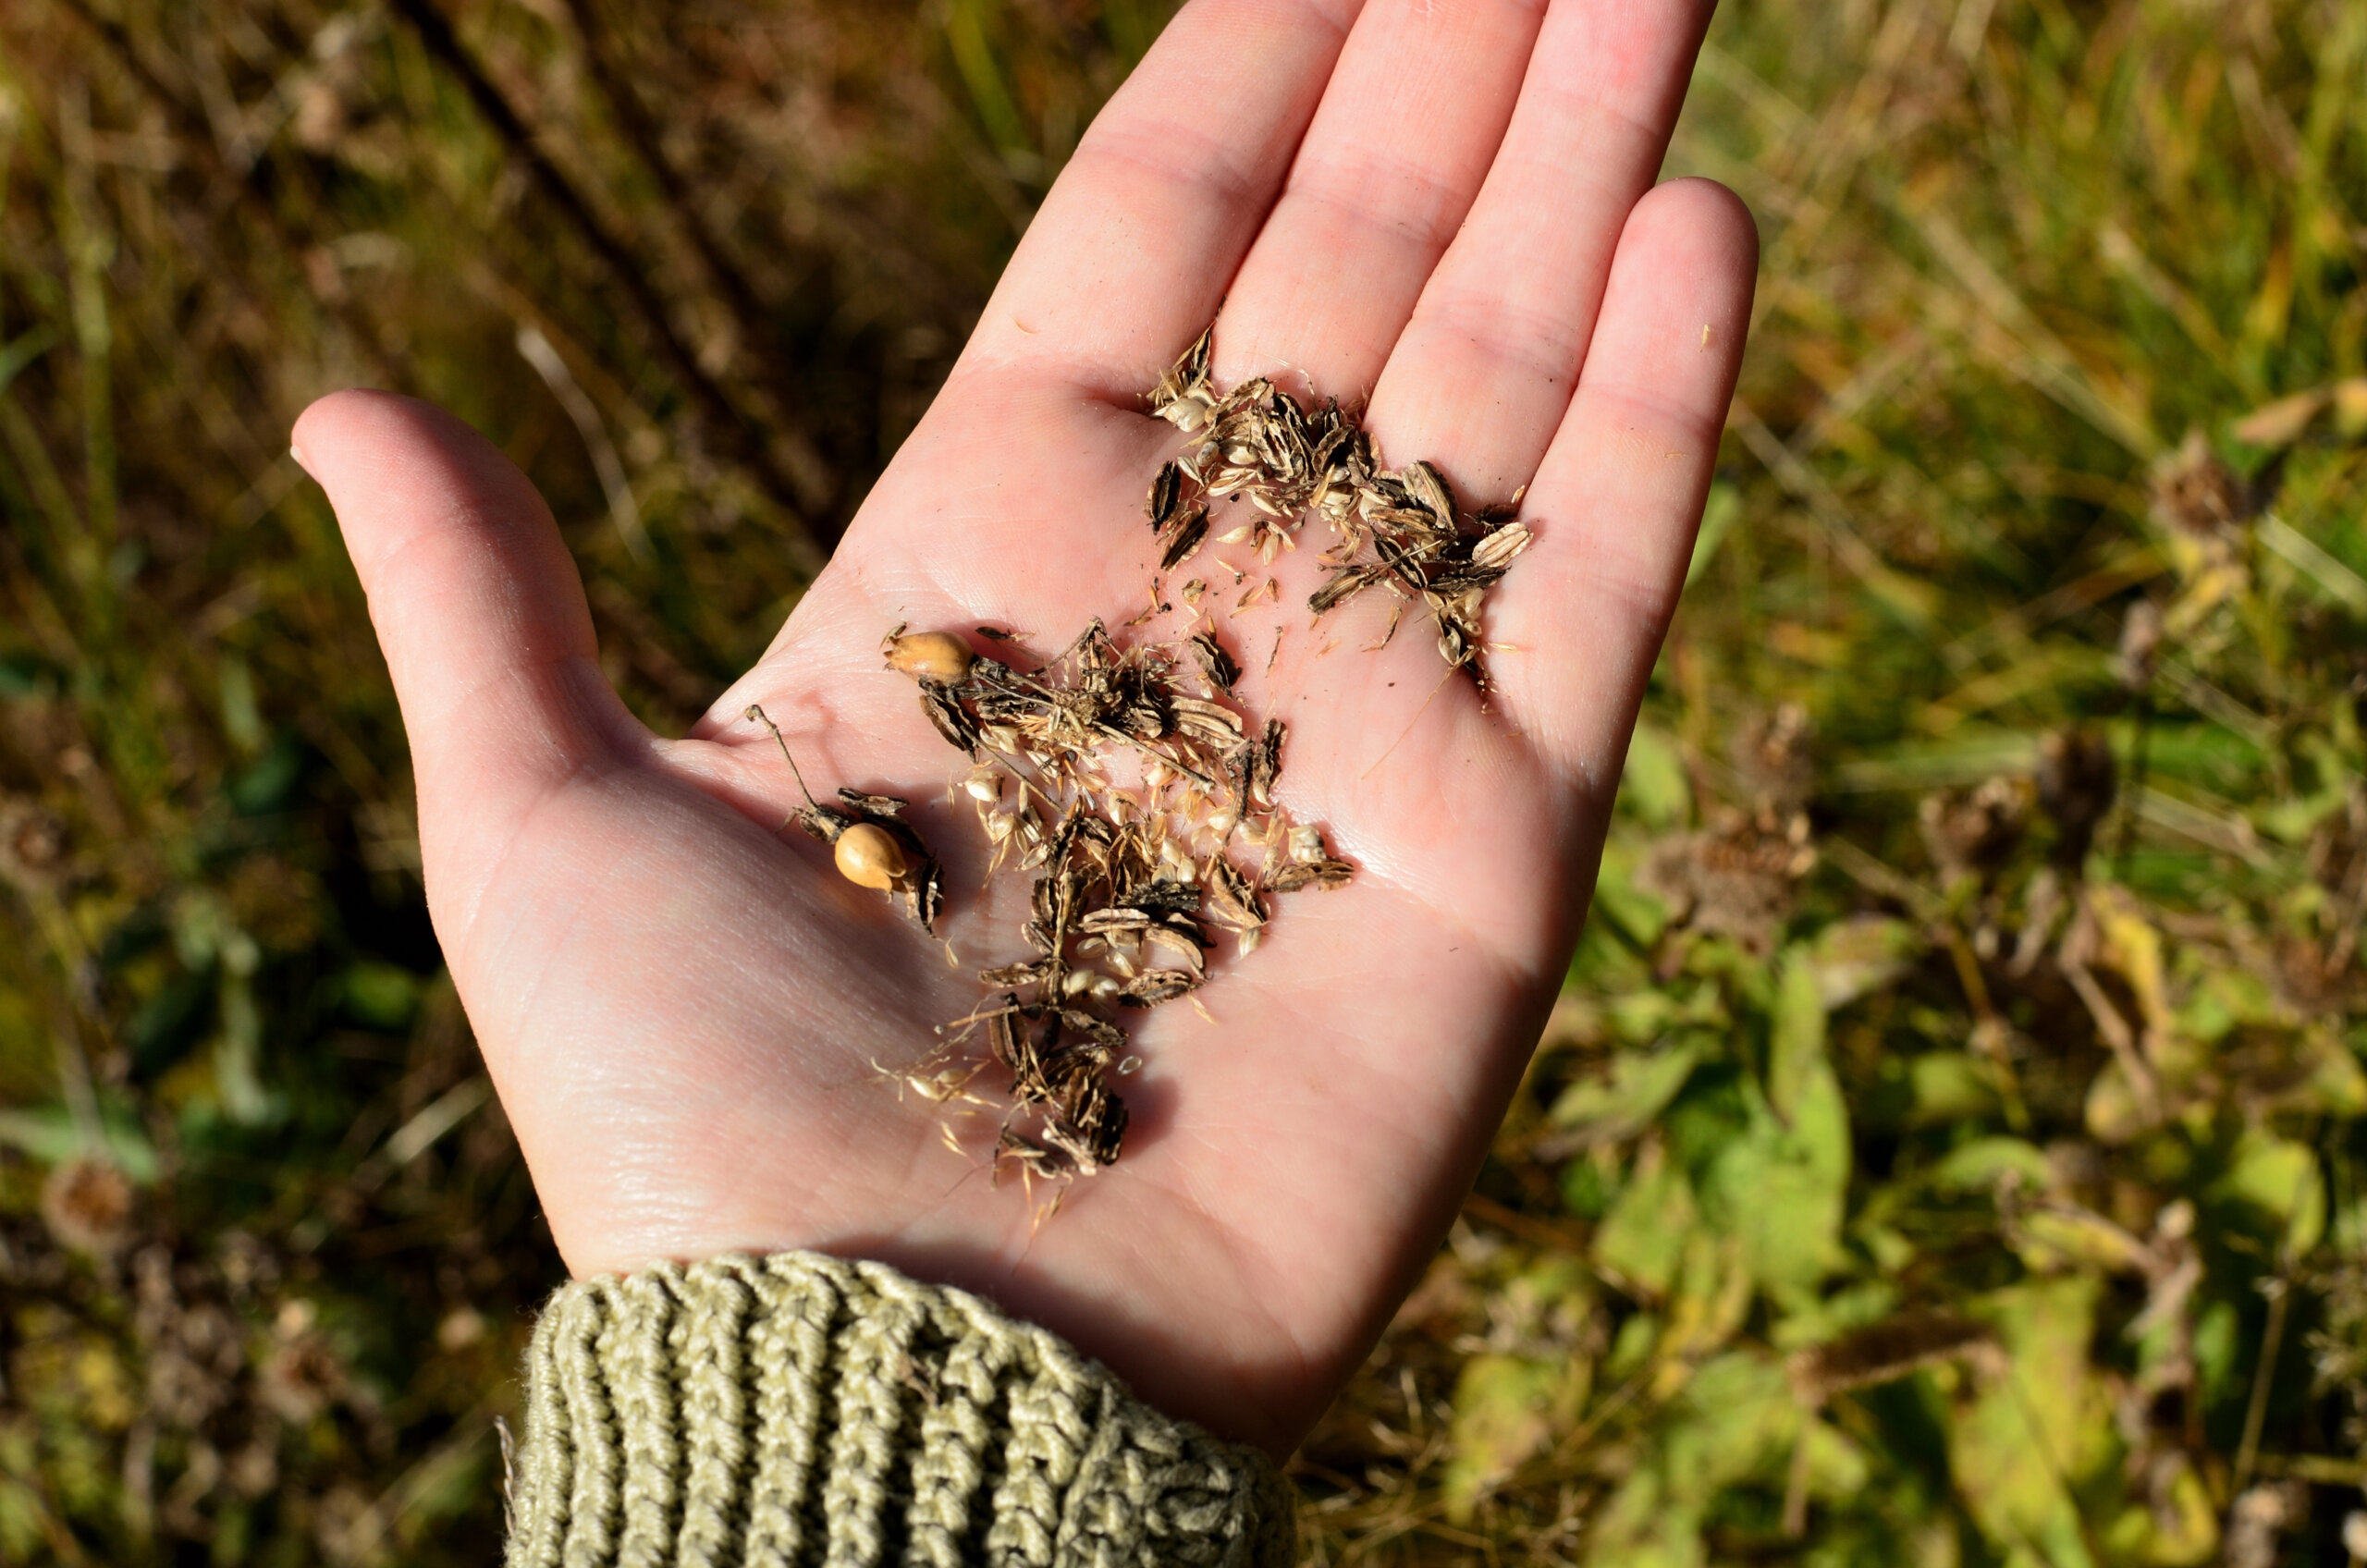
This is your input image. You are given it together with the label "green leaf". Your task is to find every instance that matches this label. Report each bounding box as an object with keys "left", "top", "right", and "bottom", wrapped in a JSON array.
[
  {"left": 1686, "top": 481, "right": 1740, "bottom": 588},
  {"left": 1702, "top": 1066, "right": 1849, "bottom": 1298},
  {"left": 0, "top": 1105, "right": 159, "bottom": 1182},
  {"left": 1549, "top": 1040, "right": 1703, "bottom": 1145},
  {"left": 1618, "top": 722, "right": 1692, "bottom": 831},
  {"left": 1904, "top": 1052, "right": 2000, "bottom": 1127},
  {"left": 1591, "top": 845, "right": 1673, "bottom": 950},
  {"left": 2011, "top": 1207, "right": 2152, "bottom": 1276},
  {"left": 2211, "top": 1132, "right": 2327, "bottom": 1254},
  {"left": 1930, "top": 1136, "right": 2054, "bottom": 1193},
  {"left": 340, "top": 962, "right": 423, "bottom": 1032},
  {"left": 1769, "top": 948, "right": 1825, "bottom": 1124},
  {"left": 1596, "top": 1142, "right": 1699, "bottom": 1298},
  {"left": 1805, "top": 916, "right": 1920, "bottom": 1009},
  {"left": 0, "top": 325, "right": 56, "bottom": 396}
]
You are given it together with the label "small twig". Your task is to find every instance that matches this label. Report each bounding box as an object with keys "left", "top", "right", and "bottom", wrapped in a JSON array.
[
  {"left": 515, "top": 325, "right": 648, "bottom": 560},
  {"left": 2113, "top": 684, "right": 2152, "bottom": 877},
  {"left": 557, "top": 0, "right": 817, "bottom": 449},
  {"left": 2231, "top": 1269, "right": 2290, "bottom": 1499},
  {"left": 743, "top": 704, "right": 822, "bottom": 815},
  {"left": 2063, "top": 959, "right": 2162, "bottom": 1124}
]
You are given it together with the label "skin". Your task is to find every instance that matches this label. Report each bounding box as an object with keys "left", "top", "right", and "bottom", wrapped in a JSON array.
[{"left": 292, "top": 0, "right": 1755, "bottom": 1456}]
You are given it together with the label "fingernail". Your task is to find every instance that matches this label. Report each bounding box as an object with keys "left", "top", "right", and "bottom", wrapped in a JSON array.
[{"left": 288, "top": 444, "right": 314, "bottom": 478}]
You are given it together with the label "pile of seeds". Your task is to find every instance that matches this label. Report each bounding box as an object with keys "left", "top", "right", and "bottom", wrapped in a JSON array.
[
  {"left": 1147, "top": 325, "right": 1533, "bottom": 678},
  {"left": 773, "top": 328, "right": 1533, "bottom": 1196},
  {"left": 884, "top": 620, "right": 1352, "bottom": 1183}
]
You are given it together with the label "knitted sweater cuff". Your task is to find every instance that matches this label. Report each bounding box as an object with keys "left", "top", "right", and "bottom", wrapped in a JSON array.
[{"left": 503, "top": 1251, "right": 1294, "bottom": 1568}]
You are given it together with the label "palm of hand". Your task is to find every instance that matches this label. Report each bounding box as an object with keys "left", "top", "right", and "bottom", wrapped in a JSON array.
[{"left": 297, "top": 0, "right": 1751, "bottom": 1451}]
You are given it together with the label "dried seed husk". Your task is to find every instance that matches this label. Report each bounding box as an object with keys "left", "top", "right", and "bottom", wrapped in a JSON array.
[
  {"left": 906, "top": 855, "right": 946, "bottom": 932},
  {"left": 1247, "top": 719, "right": 1284, "bottom": 809},
  {"left": 1470, "top": 521, "right": 1533, "bottom": 572},
  {"left": 1191, "top": 631, "right": 1240, "bottom": 692},
  {"left": 996, "top": 1127, "right": 1068, "bottom": 1182},
  {"left": 1310, "top": 563, "right": 1385, "bottom": 615},
  {"left": 839, "top": 787, "right": 909, "bottom": 818},
  {"left": 1147, "top": 460, "right": 1184, "bottom": 529},
  {"left": 793, "top": 803, "right": 855, "bottom": 844},
  {"left": 1169, "top": 695, "right": 1245, "bottom": 748},
  {"left": 1206, "top": 853, "right": 1266, "bottom": 929},
  {"left": 1266, "top": 858, "right": 1355, "bottom": 893},
  {"left": 1120, "top": 970, "right": 1200, "bottom": 1007},
  {"left": 1143, "top": 923, "right": 1208, "bottom": 972},
  {"left": 921, "top": 683, "right": 983, "bottom": 756},
  {"left": 1159, "top": 502, "right": 1209, "bottom": 571}
]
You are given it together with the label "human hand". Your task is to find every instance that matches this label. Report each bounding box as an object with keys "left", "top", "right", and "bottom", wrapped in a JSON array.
[{"left": 293, "top": 0, "right": 1753, "bottom": 1453}]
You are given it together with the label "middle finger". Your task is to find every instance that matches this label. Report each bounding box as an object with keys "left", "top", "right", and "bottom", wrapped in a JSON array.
[
  {"left": 1212, "top": 0, "right": 1551, "bottom": 398},
  {"left": 1361, "top": 0, "right": 1719, "bottom": 500}
]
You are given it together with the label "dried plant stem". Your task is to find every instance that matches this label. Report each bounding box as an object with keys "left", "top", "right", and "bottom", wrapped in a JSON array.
[
  {"left": 387, "top": 0, "right": 832, "bottom": 569},
  {"left": 2231, "top": 1272, "right": 2290, "bottom": 1499}
]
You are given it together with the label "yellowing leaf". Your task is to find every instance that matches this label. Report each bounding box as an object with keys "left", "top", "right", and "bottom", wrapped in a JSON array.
[
  {"left": 2012, "top": 1206, "right": 2152, "bottom": 1276},
  {"left": 2231, "top": 386, "right": 2329, "bottom": 447},
  {"left": 2085, "top": 1058, "right": 2148, "bottom": 1145},
  {"left": 1442, "top": 1354, "right": 1587, "bottom": 1521},
  {"left": 2091, "top": 886, "right": 2171, "bottom": 1034},
  {"left": 2103, "top": 1456, "right": 2217, "bottom": 1566},
  {"left": 1907, "top": 1052, "right": 2000, "bottom": 1127},
  {"left": 1950, "top": 1278, "right": 2114, "bottom": 1563}
]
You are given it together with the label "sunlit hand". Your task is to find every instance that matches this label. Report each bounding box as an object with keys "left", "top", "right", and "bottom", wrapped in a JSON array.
[{"left": 293, "top": 0, "right": 1753, "bottom": 1453}]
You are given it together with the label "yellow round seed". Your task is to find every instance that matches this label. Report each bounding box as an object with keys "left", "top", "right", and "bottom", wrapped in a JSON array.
[
  {"left": 885, "top": 631, "right": 973, "bottom": 684},
  {"left": 834, "top": 823, "right": 907, "bottom": 890}
]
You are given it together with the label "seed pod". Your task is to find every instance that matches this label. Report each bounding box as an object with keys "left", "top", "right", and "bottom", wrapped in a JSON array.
[
  {"left": 835, "top": 823, "right": 908, "bottom": 889},
  {"left": 886, "top": 631, "right": 975, "bottom": 685}
]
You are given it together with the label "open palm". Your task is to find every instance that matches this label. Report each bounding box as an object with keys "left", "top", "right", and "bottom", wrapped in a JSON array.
[{"left": 295, "top": 0, "right": 1752, "bottom": 1453}]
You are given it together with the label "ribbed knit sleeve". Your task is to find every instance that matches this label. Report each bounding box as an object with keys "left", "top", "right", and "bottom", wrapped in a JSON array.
[{"left": 504, "top": 1252, "right": 1294, "bottom": 1568}]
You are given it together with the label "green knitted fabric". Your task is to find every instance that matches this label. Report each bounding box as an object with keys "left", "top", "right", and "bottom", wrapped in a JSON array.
[{"left": 504, "top": 1251, "right": 1294, "bottom": 1568}]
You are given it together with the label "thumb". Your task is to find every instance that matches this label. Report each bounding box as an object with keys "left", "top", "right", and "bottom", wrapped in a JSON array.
[{"left": 293, "top": 389, "right": 644, "bottom": 925}]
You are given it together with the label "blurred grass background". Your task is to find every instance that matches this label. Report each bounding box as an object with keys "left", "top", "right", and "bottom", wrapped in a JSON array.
[{"left": 1, "top": 0, "right": 2364, "bottom": 1562}]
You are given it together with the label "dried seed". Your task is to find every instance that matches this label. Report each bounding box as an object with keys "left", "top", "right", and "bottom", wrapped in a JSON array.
[
  {"left": 1190, "top": 631, "right": 1240, "bottom": 692},
  {"left": 1247, "top": 719, "right": 1284, "bottom": 808},
  {"left": 835, "top": 823, "right": 908, "bottom": 890},
  {"left": 1471, "top": 521, "right": 1533, "bottom": 572},
  {"left": 1266, "top": 858, "right": 1354, "bottom": 893},
  {"left": 1206, "top": 853, "right": 1266, "bottom": 929},
  {"left": 921, "top": 683, "right": 983, "bottom": 756},
  {"left": 1147, "top": 460, "right": 1184, "bottom": 529},
  {"left": 1121, "top": 970, "right": 1200, "bottom": 1007},
  {"left": 886, "top": 630, "right": 975, "bottom": 684},
  {"left": 1159, "top": 503, "right": 1208, "bottom": 570}
]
